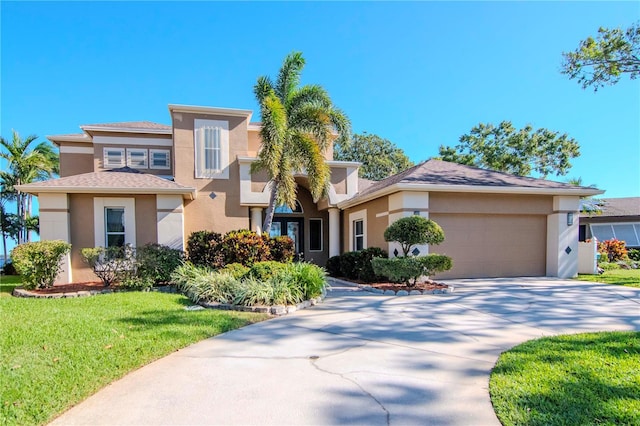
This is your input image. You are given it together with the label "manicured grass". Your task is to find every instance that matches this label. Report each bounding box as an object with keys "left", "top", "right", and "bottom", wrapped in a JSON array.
[
  {"left": 577, "top": 268, "right": 640, "bottom": 287},
  {"left": 1, "top": 291, "right": 268, "bottom": 425},
  {"left": 0, "top": 275, "right": 22, "bottom": 296},
  {"left": 490, "top": 331, "right": 640, "bottom": 426}
]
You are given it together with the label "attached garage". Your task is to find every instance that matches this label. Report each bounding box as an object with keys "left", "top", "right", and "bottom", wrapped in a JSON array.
[
  {"left": 430, "top": 213, "right": 547, "bottom": 279},
  {"left": 339, "top": 159, "right": 604, "bottom": 279}
]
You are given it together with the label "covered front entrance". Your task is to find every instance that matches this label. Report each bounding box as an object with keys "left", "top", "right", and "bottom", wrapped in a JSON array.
[{"left": 270, "top": 217, "right": 304, "bottom": 259}]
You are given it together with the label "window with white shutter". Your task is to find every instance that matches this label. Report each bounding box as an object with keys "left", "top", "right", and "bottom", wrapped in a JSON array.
[{"left": 194, "top": 119, "right": 229, "bottom": 179}]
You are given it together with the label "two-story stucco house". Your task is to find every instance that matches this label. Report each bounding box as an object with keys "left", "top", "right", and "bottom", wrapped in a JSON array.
[{"left": 17, "top": 103, "right": 603, "bottom": 283}]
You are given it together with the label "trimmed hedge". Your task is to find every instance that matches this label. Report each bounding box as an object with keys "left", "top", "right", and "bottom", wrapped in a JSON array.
[
  {"left": 11, "top": 240, "right": 72, "bottom": 289},
  {"left": 372, "top": 254, "right": 452, "bottom": 286},
  {"left": 326, "top": 247, "right": 388, "bottom": 282}
]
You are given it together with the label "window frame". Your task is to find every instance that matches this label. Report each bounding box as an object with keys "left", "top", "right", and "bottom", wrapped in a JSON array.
[
  {"left": 194, "top": 119, "right": 229, "bottom": 179},
  {"left": 149, "top": 149, "right": 171, "bottom": 170},
  {"left": 104, "top": 207, "right": 126, "bottom": 248},
  {"left": 126, "top": 148, "right": 148, "bottom": 169},
  {"left": 103, "top": 147, "right": 125, "bottom": 168},
  {"left": 348, "top": 209, "right": 367, "bottom": 251},
  {"left": 309, "top": 218, "right": 323, "bottom": 252}
]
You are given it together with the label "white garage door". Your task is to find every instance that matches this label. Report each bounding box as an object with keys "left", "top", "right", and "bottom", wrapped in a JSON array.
[{"left": 430, "top": 214, "right": 547, "bottom": 279}]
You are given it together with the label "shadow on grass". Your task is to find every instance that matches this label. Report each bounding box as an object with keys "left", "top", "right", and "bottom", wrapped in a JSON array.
[
  {"left": 490, "top": 331, "right": 640, "bottom": 426},
  {"left": 0, "top": 275, "right": 21, "bottom": 295}
]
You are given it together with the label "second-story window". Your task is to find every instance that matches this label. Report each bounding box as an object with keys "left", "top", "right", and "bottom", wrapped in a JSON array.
[
  {"left": 103, "top": 148, "right": 125, "bottom": 168},
  {"left": 194, "top": 119, "right": 229, "bottom": 179},
  {"left": 127, "top": 148, "right": 148, "bottom": 169},
  {"left": 150, "top": 149, "right": 170, "bottom": 169}
]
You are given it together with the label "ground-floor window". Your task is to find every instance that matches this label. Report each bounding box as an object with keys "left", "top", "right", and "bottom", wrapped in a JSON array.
[
  {"left": 309, "top": 218, "right": 323, "bottom": 252},
  {"left": 353, "top": 219, "right": 364, "bottom": 251},
  {"left": 105, "top": 208, "right": 125, "bottom": 248}
]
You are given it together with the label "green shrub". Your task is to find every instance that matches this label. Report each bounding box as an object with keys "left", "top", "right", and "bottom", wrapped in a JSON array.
[
  {"left": 338, "top": 251, "right": 360, "bottom": 279},
  {"left": 628, "top": 248, "right": 640, "bottom": 262},
  {"left": 171, "top": 263, "right": 240, "bottom": 304},
  {"left": 280, "top": 262, "right": 327, "bottom": 300},
  {"left": 599, "top": 262, "right": 621, "bottom": 271},
  {"left": 136, "top": 243, "right": 183, "bottom": 284},
  {"left": 247, "top": 261, "right": 286, "bottom": 281},
  {"left": 384, "top": 216, "right": 445, "bottom": 256},
  {"left": 219, "top": 263, "right": 250, "bottom": 279},
  {"left": 186, "top": 230, "right": 224, "bottom": 268},
  {"left": 357, "top": 247, "right": 388, "bottom": 282},
  {"left": 325, "top": 255, "right": 341, "bottom": 277},
  {"left": 11, "top": 240, "right": 72, "bottom": 289},
  {"left": 80, "top": 245, "right": 136, "bottom": 287},
  {"left": 120, "top": 276, "right": 154, "bottom": 291},
  {"left": 372, "top": 254, "right": 452, "bottom": 286},
  {"left": 269, "top": 236, "right": 295, "bottom": 263},
  {"left": 220, "top": 229, "right": 270, "bottom": 266},
  {"left": 2, "top": 261, "right": 17, "bottom": 275}
]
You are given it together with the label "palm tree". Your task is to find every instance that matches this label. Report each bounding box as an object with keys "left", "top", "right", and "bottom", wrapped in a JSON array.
[
  {"left": 252, "top": 52, "right": 351, "bottom": 233},
  {"left": 0, "top": 131, "right": 58, "bottom": 243}
]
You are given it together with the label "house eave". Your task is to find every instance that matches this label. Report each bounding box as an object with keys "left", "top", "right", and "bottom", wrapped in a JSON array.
[
  {"left": 169, "top": 104, "right": 253, "bottom": 120},
  {"left": 80, "top": 126, "right": 172, "bottom": 135},
  {"left": 337, "top": 183, "right": 605, "bottom": 209},
  {"left": 15, "top": 185, "right": 197, "bottom": 200}
]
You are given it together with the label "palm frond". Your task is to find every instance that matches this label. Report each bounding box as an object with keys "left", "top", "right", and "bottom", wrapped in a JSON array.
[{"left": 275, "top": 51, "right": 305, "bottom": 105}]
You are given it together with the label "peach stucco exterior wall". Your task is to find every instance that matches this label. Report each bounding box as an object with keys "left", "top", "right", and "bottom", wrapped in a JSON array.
[
  {"left": 172, "top": 112, "right": 250, "bottom": 237},
  {"left": 59, "top": 153, "right": 94, "bottom": 177},
  {"left": 342, "top": 195, "right": 390, "bottom": 252},
  {"left": 68, "top": 194, "right": 158, "bottom": 282}
]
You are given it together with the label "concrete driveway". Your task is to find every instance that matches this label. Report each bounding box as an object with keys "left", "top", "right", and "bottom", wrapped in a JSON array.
[{"left": 52, "top": 278, "right": 640, "bottom": 426}]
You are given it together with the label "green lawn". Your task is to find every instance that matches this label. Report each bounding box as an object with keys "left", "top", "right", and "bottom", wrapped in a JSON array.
[
  {"left": 0, "top": 275, "right": 22, "bottom": 295},
  {"left": 577, "top": 268, "right": 640, "bottom": 287},
  {"left": 490, "top": 331, "right": 640, "bottom": 426},
  {"left": 0, "top": 287, "right": 268, "bottom": 426}
]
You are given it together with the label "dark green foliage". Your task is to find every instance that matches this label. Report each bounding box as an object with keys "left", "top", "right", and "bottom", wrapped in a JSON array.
[
  {"left": 11, "top": 240, "right": 72, "bottom": 289},
  {"left": 2, "top": 261, "right": 17, "bottom": 275},
  {"left": 136, "top": 243, "right": 183, "bottom": 284},
  {"left": 384, "top": 216, "right": 445, "bottom": 256},
  {"left": 327, "top": 247, "right": 388, "bottom": 282},
  {"left": 338, "top": 251, "right": 361, "bottom": 279},
  {"left": 220, "top": 230, "right": 271, "bottom": 266},
  {"left": 334, "top": 132, "right": 414, "bottom": 181},
  {"left": 438, "top": 121, "right": 580, "bottom": 178},
  {"left": 372, "top": 254, "right": 453, "bottom": 286},
  {"left": 325, "top": 255, "right": 341, "bottom": 276},
  {"left": 281, "top": 262, "right": 327, "bottom": 300},
  {"left": 268, "top": 235, "right": 295, "bottom": 262},
  {"left": 186, "top": 230, "right": 224, "bottom": 268},
  {"left": 247, "top": 261, "right": 287, "bottom": 281},
  {"left": 80, "top": 245, "right": 136, "bottom": 287},
  {"left": 219, "top": 263, "right": 250, "bottom": 279},
  {"left": 120, "top": 276, "right": 154, "bottom": 291},
  {"left": 628, "top": 248, "right": 640, "bottom": 261}
]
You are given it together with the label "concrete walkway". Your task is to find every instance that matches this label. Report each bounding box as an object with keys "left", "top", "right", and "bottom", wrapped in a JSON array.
[{"left": 52, "top": 278, "right": 640, "bottom": 426}]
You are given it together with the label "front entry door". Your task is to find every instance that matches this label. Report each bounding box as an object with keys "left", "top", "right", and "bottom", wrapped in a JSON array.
[{"left": 270, "top": 218, "right": 304, "bottom": 260}]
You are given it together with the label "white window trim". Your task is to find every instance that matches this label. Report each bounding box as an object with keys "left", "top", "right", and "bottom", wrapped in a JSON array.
[
  {"left": 194, "top": 119, "right": 229, "bottom": 179},
  {"left": 309, "top": 218, "right": 323, "bottom": 252},
  {"left": 149, "top": 149, "right": 171, "bottom": 170},
  {"left": 103, "top": 147, "right": 125, "bottom": 168},
  {"left": 126, "top": 148, "right": 148, "bottom": 169},
  {"left": 94, "top": 198, "right": 136, "bottom": 248},
  {"left": 348, "top": 209, "right": 367, "bottom": 251}
]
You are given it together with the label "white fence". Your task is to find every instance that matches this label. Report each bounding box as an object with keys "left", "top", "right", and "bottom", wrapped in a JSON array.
[{"left": 578, "top": 240, "right": 598, "bottom": 274}]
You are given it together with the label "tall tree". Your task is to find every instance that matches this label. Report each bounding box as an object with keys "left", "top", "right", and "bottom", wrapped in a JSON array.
[
  {"left": 0, "top": 131, "right": 58, "bottom": 243},
  {"left": 334, "top": 132, "right": 414, "bottom": 181},
  {"left": 561, "top": 22, "right": 640, "bottom": 91},
  {"left": 252, "top": 52, "right": 350, "bottom": 233},
  {"left": 438, "top": 121, "right": 580, "bottom": 178}
]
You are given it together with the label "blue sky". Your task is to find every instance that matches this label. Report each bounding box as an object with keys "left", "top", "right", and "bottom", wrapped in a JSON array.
[{"left": 1, "top": 1, "right": 639, "bottom": 253}]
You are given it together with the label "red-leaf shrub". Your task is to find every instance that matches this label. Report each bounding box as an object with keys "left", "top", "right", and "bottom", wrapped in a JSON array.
[
  {"left": 220, "top": 230, "right": 271, "bottom": 266},
  {"left": 598, "top": 238, "right": 628, "bottom": 262},
  {"left": 268, "top": 236, "right": 295, "bottom": 263}
]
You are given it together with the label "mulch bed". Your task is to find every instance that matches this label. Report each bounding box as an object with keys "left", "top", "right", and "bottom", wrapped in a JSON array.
[
  {"left": 368, "top": 280, "right": 448, "bottom": 292},
  {"left": 27, "top": 282, "right": 112, "bottom": 294}
]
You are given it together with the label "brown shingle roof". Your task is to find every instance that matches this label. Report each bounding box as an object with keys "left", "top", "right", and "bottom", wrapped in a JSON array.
[
  {"left": 343, "top": 159, "right": 602, "bottom": 206},
  {"left": 81, "top": 121, "right": 171, "bottom": 131},
  {"left": 581, "top": 197, "right": 640, "bottom": 217},
  {"left": 17, "top": 169, "right": 195, "bottom": 199}
]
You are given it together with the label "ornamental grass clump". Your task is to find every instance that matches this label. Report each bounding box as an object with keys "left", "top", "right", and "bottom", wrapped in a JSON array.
[{"left": 11, "top": 240, "right": 71, "bottom": 289}]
